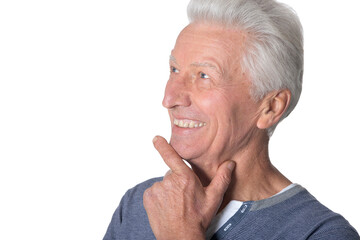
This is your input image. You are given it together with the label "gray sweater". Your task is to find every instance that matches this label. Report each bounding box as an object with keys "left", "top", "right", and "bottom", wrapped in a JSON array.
[{"left": 104, "top": 178, "right": 359, "bottom": 240}]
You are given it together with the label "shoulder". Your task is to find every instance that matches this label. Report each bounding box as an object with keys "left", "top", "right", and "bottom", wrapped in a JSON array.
[
  {"left": 245, "top": 185, "right": 359, "bottom": 239},
  {"left": 301, "top": 189, "right": 360, "bottom": 239},
  {"left": 280, "top": 186, "right": 360, "bottom": 239}
]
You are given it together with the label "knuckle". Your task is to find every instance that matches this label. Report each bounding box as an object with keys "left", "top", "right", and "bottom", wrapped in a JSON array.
[
  {"left": 143, "top": 182, "right": 163, "bottom": 206},
  {"left": 163, "top": 178, "right": 174, "bottom": 188},
  {"left": 143, "top": 187, "right": 152, "bottom": 199},
  {"left": 178, "top": 174, "right": 193, "bottom": 189},
  {"left": 220, "top": 173, "right": 231, "bottom": 186},
  {"left": 143, "top": 182, "right": 160, "bottom": 198},
  {"left": 151, "top": 182, "right": 162, "bottom": 192}
]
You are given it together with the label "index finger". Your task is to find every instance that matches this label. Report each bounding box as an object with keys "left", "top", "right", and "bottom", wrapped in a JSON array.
[{"left": 153, "top": 136, "right": 191, "bottom": 174}]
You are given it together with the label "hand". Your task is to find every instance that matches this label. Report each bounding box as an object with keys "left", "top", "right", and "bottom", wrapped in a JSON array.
[{"left": 143, "top": 136, "right": 235, "bottom": 240}]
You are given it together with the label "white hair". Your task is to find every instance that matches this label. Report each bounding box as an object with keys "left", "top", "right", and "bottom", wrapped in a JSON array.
[{"left": 187, "top": 0, "right": 304, "bottom": 136}]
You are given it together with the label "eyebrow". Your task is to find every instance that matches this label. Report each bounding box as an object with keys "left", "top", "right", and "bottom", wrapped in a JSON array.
[
  {"left": 190, "top": 62, "right": 217, "bottom": 69},
  {"left": 170, "top": 55, "right": 218, "bottom": 70},
  {"left": 169, "top": 55, "right": 179, "bottom": 66}
]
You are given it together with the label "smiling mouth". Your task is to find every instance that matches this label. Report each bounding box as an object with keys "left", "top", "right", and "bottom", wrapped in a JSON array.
[{"left": 173, "top": 118, "right": 207, "bottom": 128}]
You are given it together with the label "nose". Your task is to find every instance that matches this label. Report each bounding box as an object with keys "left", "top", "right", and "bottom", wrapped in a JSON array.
[{"left": 162, "top": 78, "right": 191, "bottom": 109}]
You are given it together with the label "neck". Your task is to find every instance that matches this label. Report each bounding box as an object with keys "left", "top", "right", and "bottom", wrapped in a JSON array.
[{"left": 189, "top": 131, "right": 291, "bottom": 213}]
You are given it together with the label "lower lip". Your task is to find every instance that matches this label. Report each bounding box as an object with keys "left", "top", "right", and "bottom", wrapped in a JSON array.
[{"left": 172, "top": 124, "right": 204, "bottom": 135}]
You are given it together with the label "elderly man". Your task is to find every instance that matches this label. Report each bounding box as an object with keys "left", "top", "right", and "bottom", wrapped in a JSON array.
[{"left": 104, "top": 0, "right": 359, "bottom": 239}]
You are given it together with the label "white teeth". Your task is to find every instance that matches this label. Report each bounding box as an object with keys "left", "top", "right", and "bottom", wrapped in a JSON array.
[{"left": 173, "top": 118, "right": 206, "bottom": 128}]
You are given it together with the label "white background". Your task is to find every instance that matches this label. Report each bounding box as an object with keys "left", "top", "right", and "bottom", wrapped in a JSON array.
[{"left": 0, "top": 0, "right": 359, "bottom": 239}]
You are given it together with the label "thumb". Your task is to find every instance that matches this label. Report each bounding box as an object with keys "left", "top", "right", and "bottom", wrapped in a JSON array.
[{"left": 205, "top": 160, "right": 236, "bottom": 210}]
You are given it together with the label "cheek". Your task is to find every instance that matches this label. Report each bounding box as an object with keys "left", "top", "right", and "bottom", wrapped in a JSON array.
[
  {"left": 194, "top": 84, "right": 258, "bottom": 125},
  {"left": 196, "top": 79, "right": 212, "bottom": 90},
  {"left": 197, "top": 90, "right": 218, "bottom": 106},
  {"left": 201, "top": 91, "right": 258, "bottom": 129},
  {"left": 196, "top": 90, "right": 235, "bottom": 121}
]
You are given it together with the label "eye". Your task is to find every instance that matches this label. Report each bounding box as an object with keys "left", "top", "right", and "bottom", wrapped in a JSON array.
[
  {"left": 200, "top": 72, "right": 209, "bottom": 79},
  {"left": 171, "top": 66, "right": 179, "bottom": 73}
]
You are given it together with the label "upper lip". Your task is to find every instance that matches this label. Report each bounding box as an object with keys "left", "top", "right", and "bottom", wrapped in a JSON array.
[{"left": 171, "top": 112, "right": 205, "bottom": 122}]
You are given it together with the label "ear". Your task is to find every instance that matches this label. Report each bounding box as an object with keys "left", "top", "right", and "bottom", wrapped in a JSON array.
[{"left": 256, "top": 89, "right": 291, "bottom": 130}]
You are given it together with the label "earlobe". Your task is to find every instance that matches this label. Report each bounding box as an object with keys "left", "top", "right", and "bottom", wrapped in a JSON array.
[{"left": 256, "top": 89, "right": 291, "bottom": 130}]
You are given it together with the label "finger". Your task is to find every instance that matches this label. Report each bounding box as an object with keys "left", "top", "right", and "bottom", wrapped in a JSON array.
[
  {"left": 206, "top": 160, "right": 235, "bottom": 209},
  {"left": 153, "top": 136, "right": 191, "bottom": 174}
]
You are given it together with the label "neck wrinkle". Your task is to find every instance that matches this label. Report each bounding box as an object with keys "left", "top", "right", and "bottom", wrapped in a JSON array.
[{"left": 189, "top": 131, "right": 291, "bottom": 213}]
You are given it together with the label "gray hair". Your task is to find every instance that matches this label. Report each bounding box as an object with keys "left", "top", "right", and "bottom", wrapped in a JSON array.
[{"left": 187, "top": 0, "right": 304, "bottom": 136}]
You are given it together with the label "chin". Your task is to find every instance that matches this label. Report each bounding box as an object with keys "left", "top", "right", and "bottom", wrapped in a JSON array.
[{"left": 170, "top": 138, "right": 202, "bottom": 161}]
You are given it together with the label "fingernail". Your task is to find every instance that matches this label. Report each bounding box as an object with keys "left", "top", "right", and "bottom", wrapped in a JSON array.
[
  {"left": 227, "top": 161, "right": 236, "bottom": 171},
  {"left": 153, "top": 136, "right": 159, "bottom": 143}
]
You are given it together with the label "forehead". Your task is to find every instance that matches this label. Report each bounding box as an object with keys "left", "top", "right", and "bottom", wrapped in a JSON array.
[{"left": 171, "top": 23, "right": 247, "bottom": 67}]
